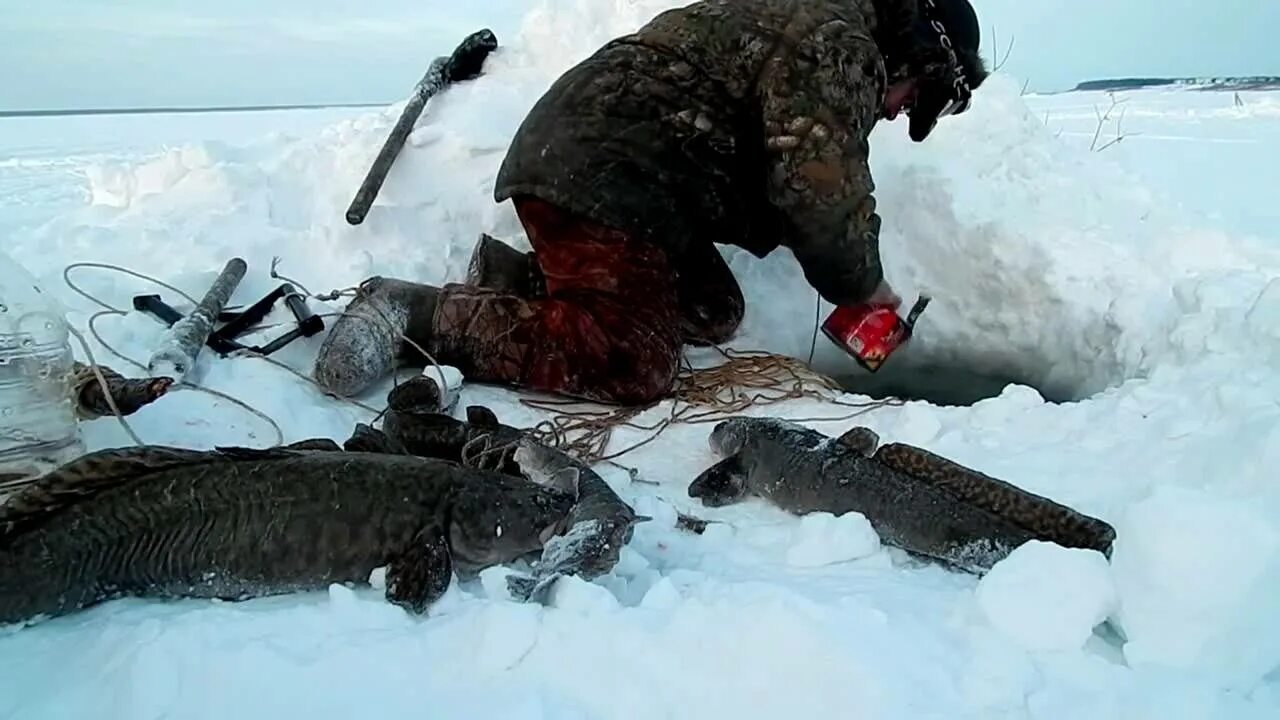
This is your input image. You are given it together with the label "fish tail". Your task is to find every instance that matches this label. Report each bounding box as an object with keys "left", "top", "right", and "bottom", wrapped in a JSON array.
[{"left": 505, "top": 573, "right": 538, "bottom": 601}]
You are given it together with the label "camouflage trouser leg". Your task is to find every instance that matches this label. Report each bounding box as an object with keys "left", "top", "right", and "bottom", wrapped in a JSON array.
[{"left": 430, "top": 198, "right": 683, "bottom": 405}]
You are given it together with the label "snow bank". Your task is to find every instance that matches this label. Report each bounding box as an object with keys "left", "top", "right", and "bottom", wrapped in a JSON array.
[{"left": 3, "top": 0, "right": 1280, "bottom": 717}]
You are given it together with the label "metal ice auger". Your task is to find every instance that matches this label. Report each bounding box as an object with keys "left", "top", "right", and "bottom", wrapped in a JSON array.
[
  {"left": 136, "top": 261, "right": 325, "bottom": 379},
  {"left": 145, "top": 258, "right": 248, "bottom": 381}
]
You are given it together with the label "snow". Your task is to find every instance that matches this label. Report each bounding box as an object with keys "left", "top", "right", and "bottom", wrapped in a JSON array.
[
  {"left": 2, "top": 0, "right": 1280, "bottom": 717},
  {"left": 785, "top": 512, "right": 882, "bottom": 568},
  {"left": 1110, "top": 487, "right": 1280, "bottom": 689},
  {"left": 975, "top": 541, "right": 1117, "bottom": 653}
]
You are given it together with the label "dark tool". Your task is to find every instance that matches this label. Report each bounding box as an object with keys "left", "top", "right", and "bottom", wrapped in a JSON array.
[
  {"left": 133, "top": 283, "right": 325, "bottom": 358},
  {"left": 345, "top": 28, "right": 499, "bottom": 226}
]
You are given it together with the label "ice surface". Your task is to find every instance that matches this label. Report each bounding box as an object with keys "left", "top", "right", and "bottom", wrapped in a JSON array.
[
  {"left": 975, "top": 540, "right": 1117, "bottom": 652},
  {"left": 1, "top": 0, "right": 1279, "bottom": 717}
]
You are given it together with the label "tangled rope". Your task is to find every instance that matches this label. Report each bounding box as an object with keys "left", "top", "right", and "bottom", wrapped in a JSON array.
[
  {"left": 459, "top": 432, "right": 521, "bottom": 471},
  {"left": 523, "top": 346, "right": 902, "bottom": 463}
]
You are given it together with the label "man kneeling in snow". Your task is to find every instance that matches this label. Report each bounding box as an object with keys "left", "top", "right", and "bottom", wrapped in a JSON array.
[{"left": 314, "top": 0, "right": 987, "bottom": 405}]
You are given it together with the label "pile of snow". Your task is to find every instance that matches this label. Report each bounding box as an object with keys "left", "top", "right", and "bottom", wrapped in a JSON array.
[
  {"left": 975, "top": 541, "right": 1117, "bottom": 652},
  {"left": 2, "top": 0, "right": 1280, "bottom": 717}
]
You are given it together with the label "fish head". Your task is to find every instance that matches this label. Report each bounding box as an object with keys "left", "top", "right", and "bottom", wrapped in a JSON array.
[
  {"left": 446, "top": 473, "right": 577, "bottom": 571},
  {"left": 708, "top": 418, "right": 750, "bottom": 457},
  {"left": 687, "top": 454, "right": 750, "bottom": 507}
]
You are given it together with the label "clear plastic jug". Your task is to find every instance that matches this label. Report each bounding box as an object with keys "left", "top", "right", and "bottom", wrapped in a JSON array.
[{"left": 0, "top": 250, "right": 84, "bottom": 484}]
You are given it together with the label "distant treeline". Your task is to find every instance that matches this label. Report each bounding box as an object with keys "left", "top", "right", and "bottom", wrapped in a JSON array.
[{"left": 1074, "top": 76, "right": 1280, "bottom": 92}]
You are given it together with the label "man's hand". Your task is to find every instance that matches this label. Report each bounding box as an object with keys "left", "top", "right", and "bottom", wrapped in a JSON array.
[{"left": 866, "top": 279, "right": 902, "bottom": 309}]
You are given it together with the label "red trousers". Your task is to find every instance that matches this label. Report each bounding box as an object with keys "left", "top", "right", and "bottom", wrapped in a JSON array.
[{"left": 431, "top": 197, "right": 743, "bottom": 405}]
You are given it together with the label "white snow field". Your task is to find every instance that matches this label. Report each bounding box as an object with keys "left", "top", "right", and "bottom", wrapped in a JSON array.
[{"left": 3, "top": 1, "right": 1280, "bottom": 717}]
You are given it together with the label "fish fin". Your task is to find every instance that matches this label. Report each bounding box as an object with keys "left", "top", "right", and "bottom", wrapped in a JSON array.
[
  {"left": 465, "top": 405, "right": 501, "bottom": 428},
  {"left": 505, "top": 572, "right": 561, "bottom": 604},
  {"left": 836, "top": 426, "right": 880, "bottom": 456},
  {"left": 0, "top": 446, "right": 222, "bottom": 545},
  {"left": 210, "top": 446, "right": 307, "bottom": 461},
  {"left": 343, "top": 424, "right": 410, "bottom": 455},
  {"left": 386, "top": 377, "right": 443, "bottom": 414},
  {"left": 513, "top": 438, "right": 585, "bottom": 498},
  {"left": 542, "top": 467, "right": 580, "bottom": 497},
  {"left": 281, "top": 438, "right": 343, "bottom": 451},
  {"left": 382, "top": 411, "right": 469, "bottom": 454},
  {"left": 688, "top": 454, "right": 749, "bottom": 507},
  {"left": 385, "top": 526, "right": 454, "bottom": 614},
  {"left": 675, "top": 512, "right": 710, "bottom": 534}
]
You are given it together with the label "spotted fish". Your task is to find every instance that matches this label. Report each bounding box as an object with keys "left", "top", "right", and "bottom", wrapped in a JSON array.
[{"left": 688, "top": 417, "right": 1114, "bottom": 573}]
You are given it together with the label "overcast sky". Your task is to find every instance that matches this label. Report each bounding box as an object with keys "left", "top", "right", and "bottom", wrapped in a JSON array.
[{"left": 2, "top": 0, "right": 1277, "bottom": 111}]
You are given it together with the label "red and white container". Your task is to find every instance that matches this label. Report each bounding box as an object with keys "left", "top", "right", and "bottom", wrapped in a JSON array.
[{"left": 821, "top": 296, "right": 931, "bottom": 372}]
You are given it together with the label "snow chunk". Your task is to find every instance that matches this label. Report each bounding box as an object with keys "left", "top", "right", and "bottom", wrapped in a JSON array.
[
  {"left": 326, "top": 583, "right": 363, "bottom": 615},
  {"left": 976, "top": 540, "right": 1117, "bottom": 652},
  {"left": 421, "top": 364, "right": 464, "bottom": 411},
  {"left": 546, "top": 575, "right": 619, "bottom": 615},
  {"left": 479, "top": 565, "right": 519, "bottom": 601},
  {"left": 890, "top": 404, "right": 943, "bottom": 446},
  {"left": 613, "top": 546, "right": 651, "bottom": 576},
  {"left": 639, "top": 577, "right": 682, "bottom": 611},
  {"left": 785, "top": 512, "right": 881, "bottom": 567},
  {"left": 1111, "top": 487, "right": 1280, "bottom": 688}
]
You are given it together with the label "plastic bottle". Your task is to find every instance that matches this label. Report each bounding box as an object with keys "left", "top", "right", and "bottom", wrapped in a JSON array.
[{"left": 0, "top": 250, "right": 84, "bottom": 483}]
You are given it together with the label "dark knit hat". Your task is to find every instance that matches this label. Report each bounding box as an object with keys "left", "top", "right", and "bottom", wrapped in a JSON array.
[
  {"left": 926, "top": 0, "right": 986, "bottom": 92},
  {"left": 902, "top": 0, "right": 989, "bottom": 141}
]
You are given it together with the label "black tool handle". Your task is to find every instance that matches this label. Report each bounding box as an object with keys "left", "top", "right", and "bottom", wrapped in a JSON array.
[
  {"left": 281, "top": 284, "right": 325, "bottom": 336},
  {"left": 902, "top": 296, "right": 932, "bottom": 337},
  {"left": 133, "top": 294, "right": 183, "bottom": 325},
  {"left": 133, "top": 294, "right": 244, "bottom": 355},
  {"left": 344, "top": 28, "right": 498, "bottom": 226},
  {"left": 212, "top": 285, "right": 286, "bottom": 342}
]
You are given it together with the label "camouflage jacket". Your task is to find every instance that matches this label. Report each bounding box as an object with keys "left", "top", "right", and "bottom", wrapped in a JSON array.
[{"left": 495, "top": 0, "right": 919, "bottom": 307}]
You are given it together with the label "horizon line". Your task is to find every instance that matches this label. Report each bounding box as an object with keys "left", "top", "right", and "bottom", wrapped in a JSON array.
[
  {"left": 0, "top": 101, "right": 390, "bottom": 119},
  {"left": 4, "top": 72, "right": 1276, "bottom": 118}
]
